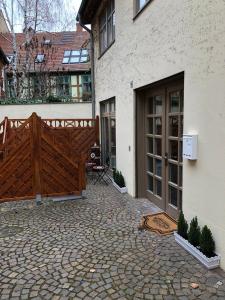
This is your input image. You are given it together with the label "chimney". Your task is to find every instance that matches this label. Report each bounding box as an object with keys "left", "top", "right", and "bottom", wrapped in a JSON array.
[{"left": 76, "top": 23, "right": 83, "bottom": 32}]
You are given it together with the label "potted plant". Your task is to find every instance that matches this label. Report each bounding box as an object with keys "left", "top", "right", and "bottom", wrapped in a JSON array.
[
  {"left": 174, "top": 213, "right": 220, "bottom": 269},
  {"left": 112, "top": 169, "right": 127, "bottom": 193},
  {"left": 177, "top": 211, "right": 188, "bottom": 239},
  {"left": 188, "top": 217, "right": 201, "bottom": 247}
]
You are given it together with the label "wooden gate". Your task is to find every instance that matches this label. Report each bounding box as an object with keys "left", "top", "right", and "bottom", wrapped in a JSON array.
[{"left": 0, "top": 113, "right": 99, "bottom": 203}]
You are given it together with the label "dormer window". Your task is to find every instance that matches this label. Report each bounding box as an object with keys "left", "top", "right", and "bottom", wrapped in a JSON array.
[
  {"left": 43, "top": 39, "right": 51, "bottom": 45},
  {"left": 62, "top": 49, "right": 89, "bottom": 64},
  {"left": 7, "top": 55, "right": 14, "bottom": 64},
  {"left": 35, "top": 54, "right": 45, "bottom": 63}
]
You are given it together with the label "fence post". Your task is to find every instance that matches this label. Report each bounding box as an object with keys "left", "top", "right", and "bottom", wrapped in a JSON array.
[
  {"left": 2, "top": 117, "right": 8, "bottom": 144},
  {"left": 31, "top": 113, "right": 42, "bottom": 203}
]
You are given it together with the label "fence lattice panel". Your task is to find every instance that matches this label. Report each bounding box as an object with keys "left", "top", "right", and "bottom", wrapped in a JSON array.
[{"left": 0, "top": 113, "right": 99, "bottom": 202}]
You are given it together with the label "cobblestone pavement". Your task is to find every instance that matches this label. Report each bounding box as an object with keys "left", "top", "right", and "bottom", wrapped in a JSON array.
[{"left": 0, "top": 183, "right": 225, "bottom": 300}]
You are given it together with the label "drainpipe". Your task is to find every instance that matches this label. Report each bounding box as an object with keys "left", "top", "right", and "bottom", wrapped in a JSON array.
[{"left": 77, "top": 14, "right": 96, "bottom": 119}]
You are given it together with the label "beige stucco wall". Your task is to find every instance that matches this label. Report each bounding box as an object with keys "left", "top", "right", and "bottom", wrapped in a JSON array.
[
  {"left": 0, "top": 103, "right": 92, "bottom": 120},
  {"left": 92, "top": 0, "right": 225, "bottom": 268}
]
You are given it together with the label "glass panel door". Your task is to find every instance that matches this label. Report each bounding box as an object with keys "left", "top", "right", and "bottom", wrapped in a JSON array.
[
  {"left": 145, "top": 81, "right": 184, "bottom": 219},
  {"left": 166, "top": 88, "right": 183, "bottom": 218},
  {"left": 145, "top": 92, "right": 165, "bottom": 210},
  {"left": 100, "top": 98, "right": 116, "bottom": 169}
]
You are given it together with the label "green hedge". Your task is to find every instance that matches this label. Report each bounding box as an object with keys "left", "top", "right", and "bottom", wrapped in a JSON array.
[{"left": 0, "top": 96, "right": 74, "bottom": 105}]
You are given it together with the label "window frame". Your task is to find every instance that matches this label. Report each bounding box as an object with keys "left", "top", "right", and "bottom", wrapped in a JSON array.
[
  {"left": 99, "top": 0, "right": 115, "bottom": 56},
  {"left": 35, "top": 54, "right": 45, "bottom": 64},
  {"left": 134, "top": 0, "right": 152, "bottom": 20},
  {"left": 56, "top": 75, "right": 71, "bottom": 97},
  {"left": 62, "top": 49, "right": 89, "bottom": 64}
]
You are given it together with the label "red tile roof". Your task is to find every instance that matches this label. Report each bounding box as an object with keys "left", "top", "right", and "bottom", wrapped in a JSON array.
[{"left": 0, "top": 26, "right": 90, "bottom": 73}]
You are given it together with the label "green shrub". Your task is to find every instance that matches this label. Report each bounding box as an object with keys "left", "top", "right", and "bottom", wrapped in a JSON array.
[
  {"left": 114, "top": 170, "right": 119, "bottom": 184},
  {"left": 177, "top": 211, "right": 188, "bottom": 239},
  {"left": 200, "top": 225, "right": 215, "bottom": 258},
  {"left": 188, "top": 217, "right": 201, "bottom": 247},
  {"left": 118, "top": 171, "right": 125, "bottom": 188},
  {"left": 46, "top": 95, "right": 61, "bottom": 103},
  {"left": 113, "top": 169, "right": 126, "bottom": 188}
]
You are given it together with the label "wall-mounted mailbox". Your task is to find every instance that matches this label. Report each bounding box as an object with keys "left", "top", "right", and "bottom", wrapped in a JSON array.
[{"left": 183, "top": 134, "right": 198, "bottom": 160}]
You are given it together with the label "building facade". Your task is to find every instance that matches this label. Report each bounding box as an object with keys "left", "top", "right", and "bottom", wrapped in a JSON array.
[
  {"left": 78, "top": 0, "right": 225, "bottom": 269},
  {"left": 0, "top": 24, "right": 92, "bottom": 120}
]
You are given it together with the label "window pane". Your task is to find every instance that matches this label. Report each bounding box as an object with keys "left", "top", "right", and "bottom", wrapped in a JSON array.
[
  {"left": 110, "top": 101, "right": 115, "bottom": 112},
  {"left": 82, "top": 75, "right": 89, "bottom": 83},
  {"left": 81, "top": 49, "right": 88, "bottom": 55},
  {"left": 64, "top": 76, "right": 70, "bottom": 83},
  {"left": 179, "top": 141, "right": 183, "bottom": 162},
  {"left": 148, "top": 118, "right": 153, "bottom": 134},
  {"left": 169, "top": 164, "right": 178, "bottom": 184},
  {"left": 80, "top": 56, "right": 88, "bottom": 62},
  {"left": 155, "top": 117, "right": 162, "bottom": 135},
  {"left": 180, "top": 90, "right": 184, "bottom": 112},
  {"left": 107, "top": 17, "right": 113, "bottom": 44},
  {"left": 147, "top": 174, "right": 153, "bottom": 192},
  {"left": 110, "top": 118, "right": 116, "bottom": 156},
  {"left": 169, "top": 186, "right": 178, "bottom": 207},
  {"left": 170, "top": 91, "right": 180, "bottom": 112},
  {"left": 100, "top": 26, "right": 107, "bottom": 53},
  {"left": 138, "top": 0, "right": 147, "bottom": 10},
  {"left": 72, "top": 87, "right": 78, "bottom": 97},
  {"left": 79, "top": 86, "right": 83, "bottom": 96},
  {"left": 179, "top": 166, "right": 183, "bottom": 187},
  {"left": 35, "top": 54, "right": 45, "bottom": 63},
  {"left": 107, "top": 1, "right": 112, "bottom": 16},
  {"left": 155, "top": 96, "right": 162, "bottom": 114},
  {"left": 169, "top": 140, "right": 178, "bottom": 161},
  {"left": 179, "top": 191, "right": 182, "bottom": 208},
  {"left": 155, "top": 180, "right": 162, "bottom": 197},
  {"left": 70, "top": 56, "right": 80, "bottom": 63},
  {"left": 147, "top": 137, "right": 153, "bottom": 154},
  {"left": 155, "top": 138, "right": 161, "bottom": 156},
  {"left": 7, "top": 55, "right": 14, "bottom": 64},
  {"left": 112, "top": 12, "right": 115, "bottom": 40},
  {"left": 169, "top": 116, "right": 178, "bottom": 137},
  {"left": 71, "top": 50, "right": 80, "bottom": 56},
  {"left": 147, "top": 156, "right": 153, "bottom": 173},
  {"left": 180, "top": 115, "right": 183, "bottom": 137},
  {"left": 64, "top": 50, "right": 71, "bottom": 56},
  {"left": 62, "top": 57, "right": 69, "bottom": 64},
  {"left": 148, "top": 97, "right": 154, "bottom": 114},
  {"left": 100, "top": 12, "right": 106, "bottom": 28},
  {"left": 155, "top": 159, "right": 162, "bottom": 177},
  {"left": 71, "top": 76, "right": 77, "bottom": 85}
]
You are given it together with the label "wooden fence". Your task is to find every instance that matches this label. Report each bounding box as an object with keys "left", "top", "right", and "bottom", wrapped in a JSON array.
[{"left": 0, "top": 113, "right": 99, "bottom": 203}]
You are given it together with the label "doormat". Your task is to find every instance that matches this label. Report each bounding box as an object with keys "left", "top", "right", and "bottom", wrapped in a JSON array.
[{"left": 142, "top": 212, "right": 177, "bottom": 235}]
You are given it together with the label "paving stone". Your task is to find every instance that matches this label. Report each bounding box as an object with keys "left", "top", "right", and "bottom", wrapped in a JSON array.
[{"left": 0, "top": 183, "right": 225, "bottom": 299}]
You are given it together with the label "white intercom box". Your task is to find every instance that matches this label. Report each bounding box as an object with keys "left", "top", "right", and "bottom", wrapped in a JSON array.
[{"left": 183, "top": 134, "right": 198, "bottom": 160}]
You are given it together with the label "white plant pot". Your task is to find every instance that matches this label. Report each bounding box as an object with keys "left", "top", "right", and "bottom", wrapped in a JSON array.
[
  {"left": 174, "top": 232, "right": 220, "bottom": 269},
  {"left": 112, "top": 180, "right": 128, "bottom": 194}
]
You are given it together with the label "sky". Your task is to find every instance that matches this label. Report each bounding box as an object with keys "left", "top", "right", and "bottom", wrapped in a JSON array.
[
  {"left": 65, "top": 0, "right": 82, "bottom": 14},
  {"left": 3, "top": 0, "right": 83, "bottom": 32}
]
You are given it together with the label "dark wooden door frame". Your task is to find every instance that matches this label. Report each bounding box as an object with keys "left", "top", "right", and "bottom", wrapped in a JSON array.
[{"left": 135, "top": 72, "right": 184, "bottom": 218}]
